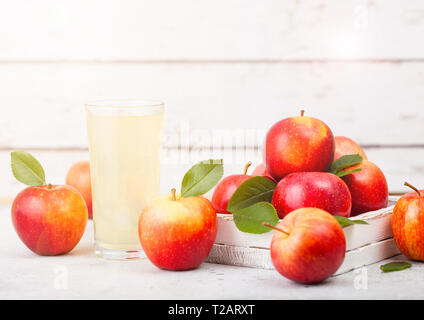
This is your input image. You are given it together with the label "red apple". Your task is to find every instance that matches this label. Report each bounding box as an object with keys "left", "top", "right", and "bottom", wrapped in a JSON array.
[
  {"left": 138, "top": 189, "right": 217, "bottom": 270},
  {"left": 334, "top": 136, "right": 367, "bottom": 161},
  {"left": 252, "top": 163, "right": 276, "bottom": 182},
  {"left": 263, "top": 111, "right": 335, "bottom": 181},
  {"left": 66, "top": 161, "right": 92, "bottom": 219},
  {"left": 268, "top": 208, "right": 346, "bottom": 284},
  {"left": 272, "top": 172, "right": 352, "bottom": 218},
  {"left": 12, "top": 185, "right": 88, "bottom": 255},
  {"left": 392, "top": 183, "right": 424, "bottom": 261},
  {"left": 212, "top": 162, "right": 252, "bottom": 214},
  {"left": 341, "top": 160, "right": 388, "bottom": 216}
]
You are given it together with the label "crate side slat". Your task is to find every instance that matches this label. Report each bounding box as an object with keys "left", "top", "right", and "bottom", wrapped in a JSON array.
[
  {"left": 336, "top": 238, "right": 400, "bottom": 275},
  {"left": 215, "top": 198, "right": 398, "bottom": 251},
  {"left": 206, "top": 239, "right": 400, "bottom": 276}
]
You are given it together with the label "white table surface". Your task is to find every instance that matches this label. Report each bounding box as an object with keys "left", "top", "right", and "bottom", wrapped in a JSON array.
[{"left": 1, "top": 203, "right": 423, "bottom": 300}]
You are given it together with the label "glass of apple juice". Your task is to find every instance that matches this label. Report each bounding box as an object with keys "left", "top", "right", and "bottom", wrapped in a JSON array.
[{"left": 85, "top": 100, "right": 164, "bottom": 260}]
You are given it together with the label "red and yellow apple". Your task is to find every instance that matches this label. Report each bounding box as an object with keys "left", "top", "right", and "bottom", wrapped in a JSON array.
[
  {"left": 272, "top": 172, "right": 352, "bottom": 218},
  {"left": 11, "top": 185, "right": 88, "bottom": 255},
  {"left": 138, "top": 189, "right": 217, "bottom": 270},
  {"left": 334, "top": 136, "right": 367, "bottom": 161},
  {"left": 251, "top": 163, "right": 276, "bottom": 182},
  {"left": 269, "top": 208, "right": 346, "bottom": 284},
  {"left": 342, "top": 160, "right": 388, "bottom": 216},
  {"left": 66, "top": 161, "right": 92, "bottom": 219},
  {"left": 392, "top": 183, "right": 424, "bottom": 261},
  {"left": 263, "top": 111, "right": 335, "bottom": 181},
  {"left": 212, "top": 162, "right": 252, "bottom": 214}
]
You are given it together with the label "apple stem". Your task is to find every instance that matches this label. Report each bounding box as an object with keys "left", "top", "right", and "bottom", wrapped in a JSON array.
[
  {"left": 300, "top": 110, "right": 305, "bottom": 117},
  {"left": 404, "top": 182, "right": 421, "bottom": 196},
  {"left": 262, "top": 222, "right": 289, "bottom": 236},
  {"left": 171, "top": 188, "right": 177, "bottom": 201},
  {"left": 47, "top": 184, "right": 52, "bottom": 189},
  {"left": 244, "top": 161, "right": 252, "bottom": 175}
]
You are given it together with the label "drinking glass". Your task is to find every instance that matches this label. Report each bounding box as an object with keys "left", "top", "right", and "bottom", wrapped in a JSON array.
[{"left": 86, "top": 100, "right": 164, "bottom": 259}]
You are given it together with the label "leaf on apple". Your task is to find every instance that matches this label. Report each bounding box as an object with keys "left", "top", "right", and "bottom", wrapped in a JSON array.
[
  {"left": 181, "top": 159, "right": 224, "bottom": 197},
  {"left": 330, "top": 154, "right": 363, "bottom": 177},
  {"left": 11, "top": 151, "right": 46, "bottom": 186},
  {"left": 335, "top": 168, "right": 362, "bottom": 178},
  {"left": 233, "top": 202, "right": 279, "bottom": 234},
  {"left": 380, "top": 261, "right": 411, "bottom": 273},
  {"left": 334, "top": 216, "right": 368, "bottom": 228},
  {"left": 227, "top": 176, "right": 277, "bottom": 213}
]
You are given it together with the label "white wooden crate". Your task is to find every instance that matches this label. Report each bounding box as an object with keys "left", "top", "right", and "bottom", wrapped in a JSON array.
[{"left": 206, "top": 198, "right": 400, "bottom": 275}]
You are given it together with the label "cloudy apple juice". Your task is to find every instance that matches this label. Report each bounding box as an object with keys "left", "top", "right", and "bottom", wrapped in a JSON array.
[{"left": 86, "top": 100, "right": 163, "bottom": 259}]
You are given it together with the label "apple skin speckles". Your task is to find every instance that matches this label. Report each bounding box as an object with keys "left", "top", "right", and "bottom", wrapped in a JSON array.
[
  {"left": 270, "top": 208, "right": 346, "bottom": 284},
  {"left": 263, "top": 115, "right": 335, "bottom": 182},
  {"left": 334, "top": 136, "right": 367, "bottom": 162},
  {"left": 211, "top": 174, "right": 251, "bottom": 214},
  {"left": 11, "top": 185, "right": 88, "bottom": 256},
  {"left": 66, "top": 161, "right": 92, "bottom": 219},
  {"left": 272, "top": 172, "right": 352, "bottom": 219},
  {"left": 392, "top": 189, "right": 424, "bottom": 261},
  {"left": 341, "top": 160, "right": 388, "bottom": 216},
  {"left": 138, "top": 195, "right": 217, "bottom": 271}
]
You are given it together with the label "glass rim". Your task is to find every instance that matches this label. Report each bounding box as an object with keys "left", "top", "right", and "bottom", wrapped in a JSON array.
[
  {"left": 85, "top": 99, "right": 164, "bottom": 115},
  {"left": 85, "top": 99, "right": 164, "bottom": 109}
]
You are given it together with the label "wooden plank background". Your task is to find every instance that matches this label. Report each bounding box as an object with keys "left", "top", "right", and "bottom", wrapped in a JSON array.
[{"left": 1, "top": 1, "right": 424, "bottom": 201}]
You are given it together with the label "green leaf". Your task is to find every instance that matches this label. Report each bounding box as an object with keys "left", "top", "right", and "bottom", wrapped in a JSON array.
[
  {"left": 181, "top": 159, "right": 224, "bottom": 197},
  {"left": 227, "top": 176, "right": 277, "bottom": 212},
  {"left": 380, "top": 261, "right": 411, "bottom": 273},
  {"left": 11, "top": 151, "right": 46, "bottom": 186},
  {"left": 233, "top": 202, "right": 279, "bottom": 234},
  {"left": 335, "top": 168, "right": 362, "bottom": 178},
  {"left": 330, "top": 154, "right": 363, "bottom": 176},
  {"left": 334, "top": 216, "right": 368, "bottom": 228}
]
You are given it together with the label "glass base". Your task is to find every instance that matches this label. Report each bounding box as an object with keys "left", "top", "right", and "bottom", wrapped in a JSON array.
[{"left": 95, "top": 243, "right": 146, "bottom": 260}]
